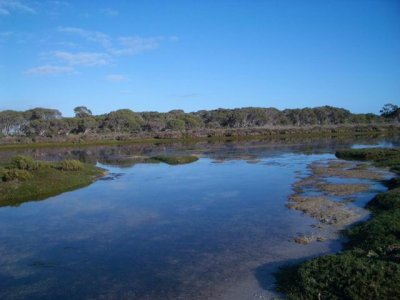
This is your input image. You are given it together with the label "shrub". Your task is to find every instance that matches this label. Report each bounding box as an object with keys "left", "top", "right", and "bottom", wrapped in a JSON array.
[
  {"left": 59, "top": 160, "right": 84, "bottom": 171},
  {"left": 276, "top": 252, "right": 400, "bottom": 300},
  {"left": 11, "top": 156, "right": 39, "bottom": 170},
  {"left": 367, "top": 188, "right": 400, "bottom": 212},
  {"left": 0, "top": 167, "right": 6, "bottom": 180},
  {"left": 2, "top": 169, "right": 33, "bottom": 182},
  {"left": 345, "top": 209, "right": 400, "bottom": 257}
]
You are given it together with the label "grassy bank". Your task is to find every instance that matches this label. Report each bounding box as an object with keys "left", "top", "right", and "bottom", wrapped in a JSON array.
[
  {"left": 276, "top": 148, "right": 400, "bottom": 299},
  {"left": 0, "top": 156, "right": 104, "bottom": 207}
]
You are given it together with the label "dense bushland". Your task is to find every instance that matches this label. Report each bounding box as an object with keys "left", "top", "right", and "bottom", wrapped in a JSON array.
[{"left": 1, "top": 105, "right": 398, "bottom": 139}]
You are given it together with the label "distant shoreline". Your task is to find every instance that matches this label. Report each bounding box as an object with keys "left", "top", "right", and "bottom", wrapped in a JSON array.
[{"left": 0, "top": 123, "right": 399, "bottom": 150}]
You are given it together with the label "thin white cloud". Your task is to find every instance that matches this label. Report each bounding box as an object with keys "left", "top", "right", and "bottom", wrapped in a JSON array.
[
  {"left": 58, "top": 27, "right": 177, "bottom": 57},
  {"left": 0, "top": 0, "right": 36, "bottom": 15},
  {"left": 106, "top": 74, "right": 126, "bottom": 82},
  {"left": 58, "top": 26, "right": 111, "bottom": 48},
  {"left": 100, "top": 8, "right": 118, "bottom": 17},
  {"left": 110, "top": 36, "right": 162, "bottom": 56},
  {"left": 52, "top": 51, "right": 112, "bottom": 66},
  {"left": 25, "top": 65, "right": 74, "bottom": 75},
  {"left": 28, "top": 28, "right": 178, "bottom": 76}
]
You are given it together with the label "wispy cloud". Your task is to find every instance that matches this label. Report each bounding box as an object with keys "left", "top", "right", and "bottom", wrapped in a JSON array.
[
  {"left": 100, "top": 8, "right": 118, "bottom": 17},
  {"left": 106, "top": 74, "right": 126, "bottom": 82},
  {"left": 25, "top": 65, "right": 74, "bottom": 75},
  {"left": 28, "top": 27, "right": 177, "bottom": 76},
  {"left": 58, "top": 26, "right": 111, "bottom": 48},
  {"left": 52, "top": 51, "right": 112, "bottom": 66},
  {"left": 110, "top": 36, "right": 163, "bottom": 56},
  {"left": 58, "top": 27, "right": 177, "bottom": 57},
  {"left": 0, "top": 0, "right": 36, "bottom": 15}
]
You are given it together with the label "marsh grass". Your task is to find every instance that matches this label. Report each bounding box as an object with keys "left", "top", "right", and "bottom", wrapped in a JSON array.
[{"left": 0, "top": 156, "right": 104, "bottom": 207}]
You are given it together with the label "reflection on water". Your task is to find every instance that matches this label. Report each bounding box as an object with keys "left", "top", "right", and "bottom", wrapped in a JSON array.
[{"left": 0, "top": 136, "right": 397, "bottom": 299}]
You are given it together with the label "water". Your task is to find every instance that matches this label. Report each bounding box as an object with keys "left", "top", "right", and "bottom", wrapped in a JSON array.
[{"left": 0, "top": 136, "right": 397, "bottom": 299}]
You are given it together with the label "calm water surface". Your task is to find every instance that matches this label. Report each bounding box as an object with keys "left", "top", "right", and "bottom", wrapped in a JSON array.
[{"left": 0, "top": 136, "right": 397, "bottom": 299}]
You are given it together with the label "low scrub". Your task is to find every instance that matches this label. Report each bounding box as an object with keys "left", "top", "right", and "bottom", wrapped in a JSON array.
[
  {"left": 367, "top": 187, "right": 400, "bottom": 212},
  {"left": 58, "top": 160, "right": 84, "bottom": 171},
  {"left": 276, "top": 252, "right": 400, "bottom": 300},
  {"left": 336, "top": 148, "right": 400, "bottom": 171},
  {"left": 345, "top": 209, "right": 400, "bottom": 258},
  {"left": 11, "top": 156, "right": 40, "bottom": 170},
  {"left": 0, "top": 156, "right": 104, "bottom": 206},
  {"left": 2, "top": 169, "right": 33, "bottom": 182}
]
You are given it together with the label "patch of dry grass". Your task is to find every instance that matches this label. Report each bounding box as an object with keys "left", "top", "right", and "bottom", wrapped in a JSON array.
[
  {"left": 288, "top": 195, "right": 359, "bottom": 226},
  {"left": 310, "top": 161, "right": 385, "bottom": 180},
  {"left": 317, "top": 183, "right": 370, "bottom": 196}
]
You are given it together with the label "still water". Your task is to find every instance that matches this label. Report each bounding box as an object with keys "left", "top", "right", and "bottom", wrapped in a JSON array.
[{"left": 0, "top": 136, "right": 397, "bottom": 299}]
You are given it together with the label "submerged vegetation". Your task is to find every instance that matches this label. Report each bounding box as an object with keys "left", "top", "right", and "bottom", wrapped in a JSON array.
[
  {"left": 0, "top": 156, "right": 104, "bottom": 207},
  {"left": 277, "top": 148, "right": 400, "bottom": 299}
]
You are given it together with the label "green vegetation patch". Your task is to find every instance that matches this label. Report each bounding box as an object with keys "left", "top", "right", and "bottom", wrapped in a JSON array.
[
  {"left": 276, "top": 252, "right": 400, "bottom": 300},
  {"left": 277, "top": 147, "right": 400, "bottom": 299},
  {"left": 0, "top": 156, "right": 104, "bottom": 207},
  {"left": 150, "top": 155, "right": 199, "bottom": 165},
  {"left": 336, "top": 148, "right": 400, "bottom": 170}
]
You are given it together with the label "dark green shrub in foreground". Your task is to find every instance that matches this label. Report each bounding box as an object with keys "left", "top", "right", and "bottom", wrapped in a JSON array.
[
  {"left": 276, "top": 252, "right": 400, "bottom": 300},
  {"left": 345, "top": 209, "right": 400, "bottom": 258},
  {"left": 367, "top": 188, "right": 400, "bottom": 212}
]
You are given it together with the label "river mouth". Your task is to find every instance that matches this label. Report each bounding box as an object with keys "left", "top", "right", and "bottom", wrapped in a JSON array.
[{"left": 0, "top": 136, "right": 397, "bottom": 299}]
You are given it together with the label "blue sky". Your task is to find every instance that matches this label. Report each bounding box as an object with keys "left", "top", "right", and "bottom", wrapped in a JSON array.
[{"left": 0, "top": 0, "right": 399, "bottom": 116}]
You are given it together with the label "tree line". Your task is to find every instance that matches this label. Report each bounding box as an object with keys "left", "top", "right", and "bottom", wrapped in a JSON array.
[{"left": 0, "top": 104, "right": 398, "bottom": 137}]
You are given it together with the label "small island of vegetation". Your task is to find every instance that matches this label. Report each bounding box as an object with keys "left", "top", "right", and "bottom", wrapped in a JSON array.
[
  {"left": 150, "top": 155, "right": 199, "bottom": 165},
  {"left": 276, "top": 148, "right": 400, "bottom": 299},
  {"left": 0, "top": 156, "right": 104, "bottom": 207}
]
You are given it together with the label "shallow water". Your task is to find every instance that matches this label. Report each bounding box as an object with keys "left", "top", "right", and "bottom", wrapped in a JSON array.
[{"left": 0, "top": 136, "right": 397, "bottom": 299}]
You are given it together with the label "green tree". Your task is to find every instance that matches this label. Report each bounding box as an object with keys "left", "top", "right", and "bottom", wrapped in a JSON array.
[
  {"left": 74, "top": 106, "right": 93, "bottom": 118},
  {"left": 166, "top": 119, "right": 186, "bottom": 131},
  {"left": 380, "top": 103, "right": 399, "bottom": 118}
]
